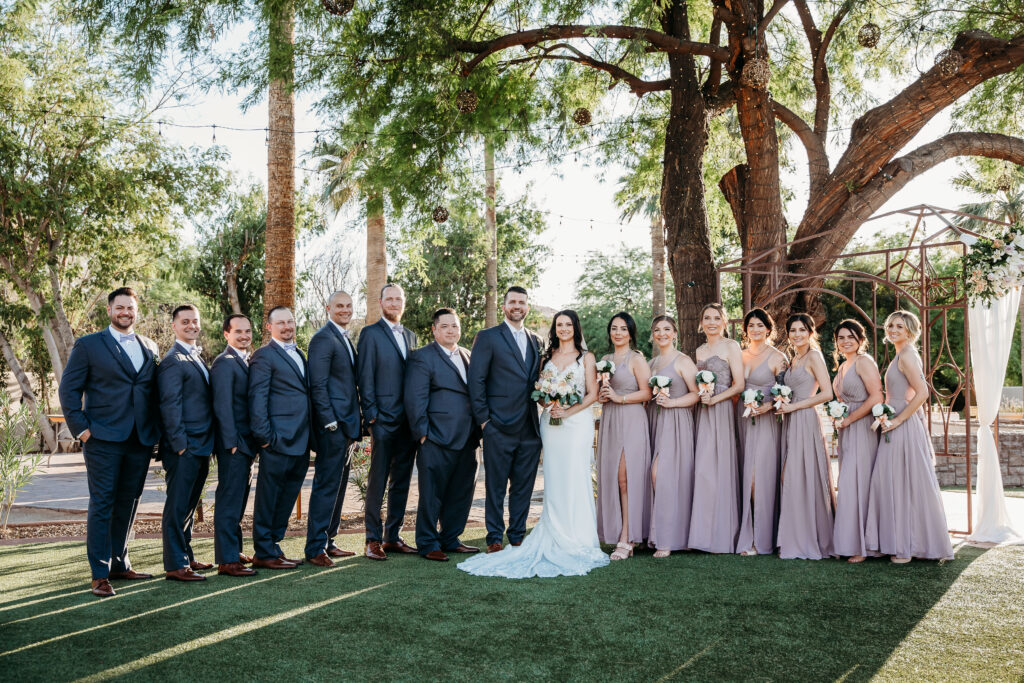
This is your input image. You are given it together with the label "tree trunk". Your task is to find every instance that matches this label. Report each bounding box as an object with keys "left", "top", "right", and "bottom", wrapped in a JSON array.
[
  {"left": 650, "top": 210, "right": 666, "bottom": 317},
  {"left": 0, "top": 329, "right": 57, "bottom": 452},
  {"left": 225, "top": 262, "right": 242, "bottom": 314},
  {"left": 661, "top": 0, "right": 715, "bottom": 355},
  {"left": 365, "top": 196, "right": 387, "bottom": 325},
  {"left": 484, "top": 137, "right": 498, "bottom": 327},
  {"left": 264, "top": 0, "right": 296, "bottom": 317}
]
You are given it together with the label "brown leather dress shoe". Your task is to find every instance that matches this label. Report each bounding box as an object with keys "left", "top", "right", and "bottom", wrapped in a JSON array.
[
  {"left": 108, "top": 569, "right": 153, "bottom": 580},
  {"left": 381, "top": 538, "right": 418, "bottom": 554},
  {"left": 445, "top": 543, "right": 481, "bottom": 554},
  {"left": 189, "top": 561, "right": 214, "bottom": 572},
  {"left": 486, "top": 543, "right": 503, "bottom": 554},
  {"left": 165, "top": 567, "right": 207, "bottom": 582},
  {"left": 218, "top": 562, "right": 257, "bottom": 577},
  {"left": 279, "top": 555, "right": 304, "bottom": 565},
  {"left": 307, "top": 552, "right": 334, "bottom": 567},
  {"left": 365, "top": 541, "right": 387, "bottom": 561},
  {"left": 510, "top": 541, "right": 522, "bottom": 547},
  {"left": 91, "top": 578, "right": 116, "bottom": 597},
  {"left": 238, "top": 553, "right": 254, "bottom": 565},
  {"left": 327, "top": 547, "right": 356, "bottom": 558},
  {"left": 423, "top": 550, "right": 449, "bottom": 562},
  {"left": 252, "top": 556, "right": 298, "bottom": 570}
]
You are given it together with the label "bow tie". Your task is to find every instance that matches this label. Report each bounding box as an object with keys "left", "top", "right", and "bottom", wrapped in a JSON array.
[
  {"left": 391, "top": 324, "right": 404, "bottom": 333},
  {"left": 283, "top": 343, "right": 297, "bottom": 352},
  {"left": 449, "top": 349, "right": 460, "bottom": 358},
  {"left": 189, "top": 346, "right": 203, "bottom": 356},
  {"left": 119, "top": 333, "right": 137, "bottom": 343}
]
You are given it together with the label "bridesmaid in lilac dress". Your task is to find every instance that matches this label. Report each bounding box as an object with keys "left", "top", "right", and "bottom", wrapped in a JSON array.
[
  {"left": 647, "top": 316, "right": 699, "bottom": 558},
  {"left": 831, "top": 320, "right": 883, "bottom": 563},
  {"left": 688, "top": 303, "right": 745, "bottom": 554},
  {"left": 735, "top": 308, "right": 788, "bottom": 556},
  {"left": 775, "top": 313, "right": 835, "bottom": 560},
  {"left": 865, "top": 310, "right": 954, "bottom": 563},
  {"left": 596, "top": 312, "right": 653, "bottom": 561}
]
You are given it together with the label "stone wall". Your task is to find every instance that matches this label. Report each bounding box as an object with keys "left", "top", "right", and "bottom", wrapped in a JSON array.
[{"left": 933, "top": 429, "right": 1024, "bottom": 487}]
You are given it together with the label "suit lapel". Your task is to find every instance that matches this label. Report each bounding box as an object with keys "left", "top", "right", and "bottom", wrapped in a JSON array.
[
  {"left": 377, "top": 319, "right": 406, "bottom": 361},
  {"left": 326, "top": 323, "right": 355, "bottom": 368},
  {"left": 270, "top": 341, "right": 307, "bottom": 386},
  {"left": 499, "top": 324, "right": 528, "bottom": 374},
  {"left": 99, "top": 331, "right": 139, "bottom": 378},
  {"left": 432, "top": 342, "right": 468, "bottom": 387},
  {"left": 176, "top": 342, "right": 209, "bottom": 385}
]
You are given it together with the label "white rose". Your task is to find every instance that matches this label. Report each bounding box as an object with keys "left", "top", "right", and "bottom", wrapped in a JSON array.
[{"left": 872, "top": 403, "right": 885, "bottom": 417}]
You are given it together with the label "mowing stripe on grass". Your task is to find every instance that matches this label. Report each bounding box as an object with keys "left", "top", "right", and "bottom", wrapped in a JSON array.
[{"left": 0, "top": 583, "right": 164, "bottom": 627}]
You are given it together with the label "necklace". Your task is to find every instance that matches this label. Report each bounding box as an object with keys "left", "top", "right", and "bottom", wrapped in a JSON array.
[
  {"left": 792, "top": 348, "right": 810, "bottom": 365},
  {"left": 746, "top": 344, "right": 770, "bottom": 358}
]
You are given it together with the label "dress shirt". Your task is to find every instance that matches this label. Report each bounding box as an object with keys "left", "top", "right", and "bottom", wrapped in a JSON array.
[
  {"left": 388, "top": 321, "right": 407, "bottom": 359},
  {"left": 228, "top": 345, "right": 249, "bottom": 365},
  {"left": 331, "top": 320, "right": 355, "bottom": 364},
  {"left": 273, "top": 337, "right": 304, "bottom": 377},
  {"left": 176, "top": 340, "right": 209, "bottom": 381},
  {"left": 109, "top": 325, "right": 144, "bottom": 371},
  {"left": 444, "top": 346, "right": 467, "bottom": 383},
  {"left": 504, "top": 320, "right": 528, "bottom": 361}
]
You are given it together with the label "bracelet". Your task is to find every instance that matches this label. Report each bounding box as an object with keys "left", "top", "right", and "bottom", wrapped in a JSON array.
[{"left": 620, "top": 396, "right": 625, "bottom": 405}]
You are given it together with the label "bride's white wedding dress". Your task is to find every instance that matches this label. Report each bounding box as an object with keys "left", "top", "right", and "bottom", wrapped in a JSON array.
[{"left": 458, "top": 358, "right": 609, "bottom": 578}]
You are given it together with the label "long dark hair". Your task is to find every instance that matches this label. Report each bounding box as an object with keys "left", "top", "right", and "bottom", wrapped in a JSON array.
[
  {"left": 607, "top": 311, "right": 638, "bottom": 351},
  {"left": 543, "top": 309, "right": 585, "bottom": 366},
  {"left": 785, "top": 313, "right": 820, "bottom": 355},
  {"left": 832, "top": 318, "right": 868, "bottom": 369},
  {"left": 742, "top": 307, "right": 775, "bottom": 345}
]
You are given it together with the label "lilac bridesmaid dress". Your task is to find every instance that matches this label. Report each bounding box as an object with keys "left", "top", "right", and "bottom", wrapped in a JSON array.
[
  {"left": 596, "top": 352, "right": 652, "bottom": 544},
  {"left": 647, "top": 359, "right": 695, "bottom": 551},
  {"left": 864, "top": 359, "right": 954, "bottom": 560},
  {"left": 832, "top": 361, "right": 880, "bottom": 558},
  {"left": 735, "top": 356, "right": 782, "bottom": 554},
  {"left": 688, "top": 356, "right": 740, "bottom": 553},
  {"left": 777, "top": 364, "right": 835, "bottom": 560}
]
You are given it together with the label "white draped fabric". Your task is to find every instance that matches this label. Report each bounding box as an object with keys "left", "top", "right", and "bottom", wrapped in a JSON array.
[{"left": 967, "top": 288, "right": 1024, "bottom": 545}]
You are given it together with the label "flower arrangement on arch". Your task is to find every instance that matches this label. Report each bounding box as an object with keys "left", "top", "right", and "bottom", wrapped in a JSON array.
[{"left": 962, "top": 225, "right": 1024, "bottom": 305}]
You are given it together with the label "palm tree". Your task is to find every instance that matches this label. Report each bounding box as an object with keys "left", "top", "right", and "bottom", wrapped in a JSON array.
[
  {"left": 315, "top": 140, "right": 387, "bottom": 324},
  {"left": 620, "top": 194, "right": 667, "bottom": 318},
  {"left": 484, "top": 136, "right": 498, "bottom": 327}
]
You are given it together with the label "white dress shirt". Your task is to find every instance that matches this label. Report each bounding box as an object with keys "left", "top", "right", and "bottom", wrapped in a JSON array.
[
  {"left": 176, "top": 340, "right": 209, "bottom": 381},
  {"left": 388, "top": 320, "right": 407, "bottom": 359},
  {"left": 331, "top": 320, "right": 355, "bottom": 364},
  {"left": 109, "top": 325, "right": 144, "bottom": 371},
  {"left": 228, "top": 345, "right": 249, "bottom": 365},
  {"left": 273, "top": 337, "right": 304, "bottom": 376},
  {"left": 443, "top": 345, "right": 467, "bottom": 383},
  {"left": 504, "top": 320, "right": 528, "bottom": 361}
]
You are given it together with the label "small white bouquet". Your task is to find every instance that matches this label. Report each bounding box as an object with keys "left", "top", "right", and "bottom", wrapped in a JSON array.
[
  {"left": 595, "top": 359, "right": 616, "bottom": 385},
  {"left": 741, "top": 389, "right": 765, "bottom": 425},
  {"left": 871, "top": 403, "right": 896, "bottom": 443},
  {"left": 770, "top": 383, "right": 792, "bottom": 423},
  {"left": 696, "top": 370, "right": 717, "bottom": 399},
  {"left": 532, "top": 368, "right": 582, "bottom": 426},
  {"left": 825, "top": 400, "right": 850, "bottom": 439},
  {"left": 649, "top": 375, "right": 672, "bottom": 416}
]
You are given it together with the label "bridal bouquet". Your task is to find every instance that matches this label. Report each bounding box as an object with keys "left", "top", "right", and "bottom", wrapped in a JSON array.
[
  {"left": 595, "top": 359, "right": 616, "bottom": 385},
  {"left": 649, "top": 375, "right": 672, "bottom": 416},
  {"left": 825, "top": 400, "right": 850, "bottom": 439},
  {"left": 532, "top": 368, "right": 582, "bottom": 426},
  {"left": 741, "top": 389, "right": 764, "bottom": 425},
  {"left": 871, "top": 402, "right": 896, "bottom": 442},
  {"left": 770, "top": 383, "right": 792, "bottom": 423},
  {"left": 696, "top": 370, "right": 717, "bottom": 399}
]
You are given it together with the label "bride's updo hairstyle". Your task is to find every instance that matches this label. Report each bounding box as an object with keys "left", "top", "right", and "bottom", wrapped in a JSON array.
[
  {"left": 785, "top": 313, "right": 820, "bottom": 352},
  {"left": 543, "top": 309, "right": 586, "bottom": 366},
  {"left": 607, "top": 311, "right": 639, "bottom": 351}
]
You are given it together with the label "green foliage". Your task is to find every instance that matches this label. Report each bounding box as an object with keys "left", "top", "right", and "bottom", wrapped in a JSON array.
[
  {"left": 391, "top": 184, "right": 550, "bottom": 344},
  {"left": 0, "top": 393, "right": 43, "bottom": 531},
  {"left": 573, "top": 245, "right": 676, "bottom": 358}
]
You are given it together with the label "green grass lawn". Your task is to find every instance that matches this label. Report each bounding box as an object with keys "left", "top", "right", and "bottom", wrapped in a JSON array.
[{"left": 1, "top": 534, "right": 1022, "bottom": 682}]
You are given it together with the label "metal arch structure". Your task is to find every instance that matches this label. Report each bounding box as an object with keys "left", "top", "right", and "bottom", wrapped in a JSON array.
[{"left": 716, "top": 204, "right": 1010, "bottom": 535}]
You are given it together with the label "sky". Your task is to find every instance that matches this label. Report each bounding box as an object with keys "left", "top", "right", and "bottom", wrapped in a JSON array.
[{"left": 159, "top": 77, "right": 980, "bottom": 314}]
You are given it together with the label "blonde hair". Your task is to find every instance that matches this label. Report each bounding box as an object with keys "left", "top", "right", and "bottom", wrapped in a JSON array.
[
  {"left": 884, "top": 309, "right": 921, "bottom": 344},
  {"left": 698, "top": 303, "right": 729, "bottom": 338}
]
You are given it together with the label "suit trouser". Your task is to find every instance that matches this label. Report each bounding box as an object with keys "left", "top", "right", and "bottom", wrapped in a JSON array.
[
  {"left": 214, "top": 445, "right": 255, "bottom": 564},
  {"left": 415, "top": 438, "right": 478, "bottom": 554},
  {"left": 365, "top": 421, "right": 418, "bottom": 543},
  {"left": 482, "top": 419, "right": 542, "bottom": 546},
  {"left": 161, "top": 448, "right": 211, "bottom": 571},
  {"left": 304, "top": 430, "right": 352, "bottom": 558},
  {"left": 82, "top": 431, "right": 152, "bottom": 579},
  {"left": 252, "top": 447, "right": 310, "bottom": 560}
]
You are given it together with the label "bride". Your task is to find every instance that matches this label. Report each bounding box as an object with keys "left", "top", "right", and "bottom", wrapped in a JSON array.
[{"left": 458, "top": 310, "right": 609, "bottom": 578}]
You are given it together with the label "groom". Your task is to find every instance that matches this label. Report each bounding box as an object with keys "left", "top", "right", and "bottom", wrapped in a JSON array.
[{"left": 468, "top": 286, "right": 543, "bottom": 553}]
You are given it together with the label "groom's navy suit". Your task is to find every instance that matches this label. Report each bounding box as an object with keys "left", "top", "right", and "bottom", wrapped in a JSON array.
[
  {"left": 405, "top": 342, "right": 480, "bottom": 554},
  {"left": 59, "top": 327, "right": 161, "bottom": 579},
  {"left": 357, "top": 317, "right": 418, "bottom": 544},
  {"left": 304, "top": 321, "right": 360, "bottom": 559},
  {"left": 468, "top": 322, "right": 542, "bottom": 546},
  {"left": 248, "top": 339, "right": 312, "bottom": 560},
  {"left": 157, "top": 341, "right": 215, "bottom": 571}
]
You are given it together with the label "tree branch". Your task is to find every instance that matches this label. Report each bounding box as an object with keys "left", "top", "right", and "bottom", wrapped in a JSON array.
[
  {"left": 758, "top": 0, "right": 790, "bottom": 35},
  {"left": 772, "top": 99, "right": 828, "bottom": 191},
  {"left": 499, "top": 43, "right": 670, "bottom": 95}
]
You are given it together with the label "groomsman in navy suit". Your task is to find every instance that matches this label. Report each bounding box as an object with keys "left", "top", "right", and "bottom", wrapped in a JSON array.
[
  {"left": 248, "top": 306, "right": 311, "bottom": 569},
  {"left": 210, "top": 313, "right": 258, "bottom": 577},
  {"left": 356, "top": 283, "right": 419, "bottom": 560},
  {"left": 468, "top": 286, "right": 543, "bottom": 553},
  {"left": 304, "top": 290, "right": 360, "bottom": 566},
  {"left": 59, "top": 287, "right": 161, "bottom": 597},
  {"left": 404, "top": 309, "right": 482, "bottom": 562},
  {"left": 157, "top": 304, "right": 215, "bottom": 582}
]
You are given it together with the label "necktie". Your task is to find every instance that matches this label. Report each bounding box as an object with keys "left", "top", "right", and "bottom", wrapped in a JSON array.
[
  {"left": 119, "top": 333, "right": 136, "bottom": 343},
  {"left": 515, "top": 329, "right": 527, "bottom": 361},
  {"left": 450, "top": 350, "right": 466, "bottom": 381}
]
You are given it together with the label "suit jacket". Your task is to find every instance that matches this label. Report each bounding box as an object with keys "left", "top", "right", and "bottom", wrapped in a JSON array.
[
  {"left": 210, "top": 346, "right": 253, "bottom": 458},
  {"left": 157, "top": 342, "right": 215, "bottom": 457},
  {"left": 404, "top": 342, "right": 480, "bottom": 451},
  {"left": 248, "top": 340, "right": 312, "bottom": 456},
  {"left": 356, "top": 317, "right": 417, "bottom": 432},
  {"left": 308, "top": 322, "right": 361, "bottom": 441},
  {"left": 58, "top": 329, "right": 162, "bottom": 446},
  {"left": 467, "top": 323, "right": 542, "bottom": 435}
]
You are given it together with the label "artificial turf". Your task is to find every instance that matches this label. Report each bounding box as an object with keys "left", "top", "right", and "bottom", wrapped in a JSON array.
[{"left": 1, "top": 534, "right": 1022, "bottom": 681}]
